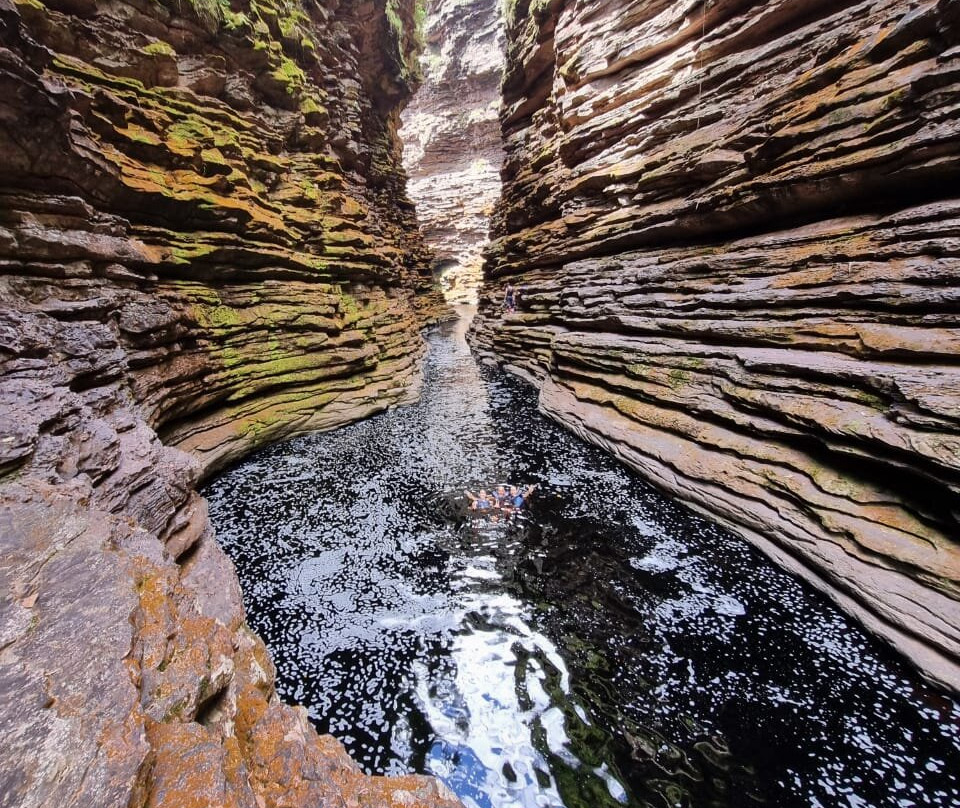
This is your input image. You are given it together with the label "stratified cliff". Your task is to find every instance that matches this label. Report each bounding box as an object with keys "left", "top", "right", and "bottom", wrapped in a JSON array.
[
  {"left": 470, "top": 0, "right": 960, "bottom": 690},
  {"left": 0, "top": 1, "right": 458, "bottom": 806},
  {"left": 401, "top": 0, "right": 504, "bottom": 303}
]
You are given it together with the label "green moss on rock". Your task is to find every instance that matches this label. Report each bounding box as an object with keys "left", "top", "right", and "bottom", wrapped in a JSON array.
[{"left": 143, "top": 41, "right": 177, "bottom": 57}]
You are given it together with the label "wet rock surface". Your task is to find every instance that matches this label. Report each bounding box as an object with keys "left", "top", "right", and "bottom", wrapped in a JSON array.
[
  {"left": 469, "top": 0, "right": 960, "bottom": 689},
  {"left": 401, "top": 0, "right": 505, "bottom": 303},
  {"left": 205, "top": 320, "right": 960, "bottom": 808},
  {"left": 0, "top": 1, "right": 458, "bottom": 806}
]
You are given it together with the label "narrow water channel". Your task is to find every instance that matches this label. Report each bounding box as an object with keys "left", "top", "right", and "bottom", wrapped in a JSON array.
[{"left": 203, "top": 315, "right": 960, "bottom": 808}]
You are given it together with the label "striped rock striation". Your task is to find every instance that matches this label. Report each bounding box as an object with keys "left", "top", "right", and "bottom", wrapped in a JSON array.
[
  {"left": 0, "top": 1, "right": 458, "bottom": 806},
  {"left": 469, "top": 0, "right": 960, "bottom": 690},
  {"left": 401, "top": 0, "right": 504, "bottom": 304}
]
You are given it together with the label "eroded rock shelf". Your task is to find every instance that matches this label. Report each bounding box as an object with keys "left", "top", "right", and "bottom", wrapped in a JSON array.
[{"left": 469, "top": 0, "right": 960, "bottom": 689}]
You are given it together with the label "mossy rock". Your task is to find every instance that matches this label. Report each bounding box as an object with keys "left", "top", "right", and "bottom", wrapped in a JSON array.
[{"left": 143, "top": 40, "right": 177, "bottom": 57}]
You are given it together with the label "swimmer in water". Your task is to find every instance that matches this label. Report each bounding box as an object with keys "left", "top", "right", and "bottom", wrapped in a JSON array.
[
  {"left": 463, "top": 488, "right": 494, "bottom": 511},
  {"left": 505, "top": 483, "right": 536, "bottom": 512}
]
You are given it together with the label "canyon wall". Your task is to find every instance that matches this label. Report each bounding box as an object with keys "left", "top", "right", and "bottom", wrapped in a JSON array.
[
  {"left": 0, "top": 1, "right": 458, "bottom": 806},
  {"left": 401, "top": 0, "right": 504, "bottom": 303},
  {"left": 469, "top": 0, "right": 960, "bottom": 690}
]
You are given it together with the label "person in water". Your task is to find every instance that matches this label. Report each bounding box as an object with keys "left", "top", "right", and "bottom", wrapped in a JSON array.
[
  {"left": 463, "top": 488, "right": 494, "bottom": 511},
  {"left": 465, "top": 483, "right": 536, "bottom": 516},
  {"left": 506, "top": 483, "right": 536, "bottom": 511}
]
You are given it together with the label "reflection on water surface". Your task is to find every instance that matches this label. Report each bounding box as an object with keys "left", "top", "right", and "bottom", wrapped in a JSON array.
[{"left": 204, "top": 317, "right": 960, "bottom": 808}]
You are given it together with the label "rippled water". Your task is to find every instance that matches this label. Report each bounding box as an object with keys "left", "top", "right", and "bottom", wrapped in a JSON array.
[{"left": 204, "top": 315, "right": 960, "bottom": 808}]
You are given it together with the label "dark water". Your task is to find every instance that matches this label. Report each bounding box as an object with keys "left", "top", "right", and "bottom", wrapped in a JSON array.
[{"left": 203, "top": 317, "right": 960, "bottom": 808}]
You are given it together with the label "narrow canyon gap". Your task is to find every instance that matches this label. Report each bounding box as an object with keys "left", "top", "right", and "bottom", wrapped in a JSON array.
[
  {"left": 1, "top": 1, "right": 959, "bottom": 808},
  {"left": 401, "top": 0, "right": 506, "bottom": 305}
]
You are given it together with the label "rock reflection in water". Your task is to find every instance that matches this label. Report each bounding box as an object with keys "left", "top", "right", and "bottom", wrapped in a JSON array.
[{"left": 204, "top": 315, "right": 960, "bottom": 808}]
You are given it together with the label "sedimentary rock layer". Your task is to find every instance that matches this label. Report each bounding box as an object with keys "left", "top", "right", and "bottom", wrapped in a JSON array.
[
  {"left": 470, "top": 0, "right": 960, "bottom": 690},
  {"left": 401, "top": 0, "right": 504, "bottom": 303},
  {"left": 0, "top": 1, "right": 458, "bottom": 806}
]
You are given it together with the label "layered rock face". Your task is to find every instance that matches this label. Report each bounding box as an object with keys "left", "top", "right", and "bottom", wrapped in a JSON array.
[
  {"left": 401, "top": 0, "right": 504, "bottom": 304},
  {"left": 470, "top": 0, "right": 960, "bottom": 690},
  {"left": 0, "top": 1, "right": 458, "bottom": 806}
]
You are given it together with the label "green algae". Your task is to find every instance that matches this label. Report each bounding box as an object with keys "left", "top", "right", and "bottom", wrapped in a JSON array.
[
  {"left": 118, "top": 123, "right": 165, "bottom": 146},
  {"left": 278, "top": 6, "right": 309, "bottom": 39},
  {"left": 299, "top": 179, "right": 322, "bottom": 202},
  {"left": 222, "top": 8, "right": 252, "bottom": 31},
  {"left": 41, "top": 0, "right": 420, "bottom": 338},
  {"left": 299, "top": 96, "right": 329, "bottom": 124},
  {"left": 182, "top": 0, "right": 231, "bottom": 31},
  {"left": 667, "top": 368, "right": 691, "bottom": 389},
  {"left": 243, "top": 390, "right": 337, "bottom": 442},
  {"left": 385, "top": 0, "right": 428, "bottom": 82},
  {"left": 167, "top": 117, "right": 241, "bottom": 151},
  {"left": 338, "top": 291, "right": 361, "bottom": 325},
  {"left": 270, "top": 54, "right": 305, "bottom": 94},
  {"left": 206, "top": 305, "right": 244, "bottom": 328},
  {"left": 143, "top": 41, "right": 177, "bottom": 57},
  {"left": 385, "top": 0, "right": 403, "bottom": 38},
  {"left": 169, "top": 242, "right": 218, "bottom": 265}
]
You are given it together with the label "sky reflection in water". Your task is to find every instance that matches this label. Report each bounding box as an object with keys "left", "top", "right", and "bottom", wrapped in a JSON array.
[{"left": 204, "top": 318, "right": 960, "bottom": 808}]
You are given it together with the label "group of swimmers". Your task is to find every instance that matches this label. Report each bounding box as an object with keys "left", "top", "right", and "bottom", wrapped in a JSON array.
[{"left": 463, "top": 484, "right": 536, "bottom": 514}]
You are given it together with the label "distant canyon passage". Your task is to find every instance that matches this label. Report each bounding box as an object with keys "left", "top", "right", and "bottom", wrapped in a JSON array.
[{"left": 401, "top": 0, "right": 506, "bottom": 304}]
